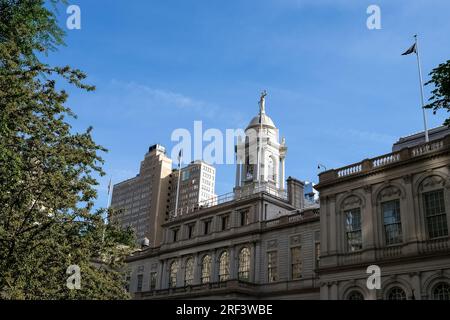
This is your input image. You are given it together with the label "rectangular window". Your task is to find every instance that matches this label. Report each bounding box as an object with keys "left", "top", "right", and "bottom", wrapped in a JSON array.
[
  {"left": 424, "top": 190, "right": 448, "bottom": 238},
  {"left": 240, "top": 210, "right": 249, "bottom": 226},
  {"left": 345, "top": 208, "right": 362, "bottom": 251},
  {"left": 382, "top": 200, "right": 402, "bottom": 245},
  {"left": 221, "top": 215, "right": 230, "bottom": 231},
  {"left": 124, "top": 271, "right": 131, "bottom": 292},
  {"left": 137, "top": 274, "right": 143, "bottom": 292},
  {"left": 267, "top": 251, "right": 278, "bottom": 283},
  {"left": 187, "top": 224, "right": 195, "bottom": 239},
  {"left": 182, "top": 170, "right": 190, "bottom": 181},
  {"left": 172, "top": 228, "right": 179, "bottom": 242},
  {"left": 204, "top": 220, "right": 211, "bottom": 235},
  {"left": 291, "top": 247, "right": 302, "bottom": 279},
  {"left": 149, "top": 272, "right": 157, "bottom": 290}
]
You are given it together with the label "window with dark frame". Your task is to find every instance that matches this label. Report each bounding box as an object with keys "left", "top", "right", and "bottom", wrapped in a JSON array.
[
  {"left": 219, "top": 251, "right": 230, "bottom": 282},
  {"left": 221, "top": 214, "right": 230, "bottom": 231},
  {"left": 432, "top": 282, "right": 450, "bottom": 300},
  {"left": 136, "top": 274, "right": 143, "bottom": 292},
  {"left": 382, "top": 200, "right": 402, "bottom": 245},
  {"left": 345, "top": 208, "right": 362, "bottom": 251},
  {"left": 187, "top": 224, "right": 195, "bottom": 239},
  {"left": 423, "top": 190, "right": 448, "bottom": 239},
  {"left": 172, "top": 228, "right": 179, "bottom": 242},
  {"left": 184, "top": 258, "right": 194, "bottom": 286},
  {"left": 203, "top": 220, "right": 211, "bottom": 235},
  {"left": 149, "top": 272, "right": 157, "bottom": 290},
  {"left": 201, "top": 255, "right": 212, "bottom": 284},
  {"left": 240, "top": 210, "right": 249, "bottom": 226},
  {"left": 169, "top": 261, "right": 178, "bottom": 288},
  {"left": 238, "top": 247, "right": 251, "bottom": 281},
  {"left": 267, "top": 251, "right": 278, "bottom": 283},
  {"left": 387, "top": 286, "right": 407, "bottom": 300},
  {"left": 347, "top": 290, "right": 364, "bottom": 300}
]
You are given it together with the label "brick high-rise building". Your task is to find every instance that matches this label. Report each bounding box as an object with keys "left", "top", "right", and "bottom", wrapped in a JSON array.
[{"left": 110, "top": 144, "right": 172, "bottom": 247}]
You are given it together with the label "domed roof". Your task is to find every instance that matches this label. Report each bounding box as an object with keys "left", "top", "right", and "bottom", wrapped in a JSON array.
[{"left": 246, "top": 113, "right": 276, "bottom": 130}]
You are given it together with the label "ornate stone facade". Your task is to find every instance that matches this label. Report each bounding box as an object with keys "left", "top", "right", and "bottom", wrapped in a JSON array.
[{"left": 315, "top": 133, "right": 450, "bottom": 300}]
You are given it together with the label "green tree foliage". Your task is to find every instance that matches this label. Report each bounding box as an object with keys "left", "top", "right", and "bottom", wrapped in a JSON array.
[
  {"left": 425, "top": 60, "right": 450, "bottom": 126},
  {"left": 0, "top": 0, "right": 135, "bottom": 299}
]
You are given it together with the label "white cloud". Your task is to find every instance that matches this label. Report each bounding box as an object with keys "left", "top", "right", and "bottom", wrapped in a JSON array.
[{"left": 108, "top": 79, "right": 219, "bottom": 118}]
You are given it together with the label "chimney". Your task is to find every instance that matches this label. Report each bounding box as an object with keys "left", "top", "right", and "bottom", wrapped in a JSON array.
[{"left": 287, "top": 177, "right": 305, "bottom": 209}]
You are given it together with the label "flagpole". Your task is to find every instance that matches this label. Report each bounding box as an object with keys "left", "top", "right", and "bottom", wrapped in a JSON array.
[
  {"left": 106, "top": 177, "right": 112, "bottom": 209},
  {"left": 174, "top": 151, "right": 182, "bottom": 217},
  {"left": 414, "top": 34, "right": 430, "bottom": 143},
  {"left": 103, "top": 177, "right": 112, "bottom": 245}
]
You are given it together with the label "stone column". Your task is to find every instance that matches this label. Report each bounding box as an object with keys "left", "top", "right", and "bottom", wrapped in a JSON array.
[
  {"left": 320, "top": 283, "right": 329, "bottom": 300},
  {"left": 280, "top": 157, "right": 285, "bottom": 190},
  {"left": 158, "top": 260, "right": 165, "bottom": 290},
  {"left": 161, "top": 259, "right": 168, "bottom": 289},
  {"left": 211, "top": 250, "right": 217, "bottom": 283},
  {"left": 229, "top": 246, "right": 237, "bottom": 280},
  {"left": 330, "top": 282, "right": 338, "bottom": 300},
  {"left": 329, "top": 196, "right": 337, "bottom": 254},
  {"left": 320, "top": 196, "right": 328, "bottom": 255},
  {"left": 235, "top": 163, "right": 241, "bottom": 188},
  {"left": 254, "top": 242, "right": 261, "bottom": 284},
  {"left": 194, "top": 253, "right": 200, "bottom": 285},
  {"left": 404, "top": 175, "right": 418, "bottom": 243},
  {"left": 362, "top": 186, "right": 376, "bottom": 256}
]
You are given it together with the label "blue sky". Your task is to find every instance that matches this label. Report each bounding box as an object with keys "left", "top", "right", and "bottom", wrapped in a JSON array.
[{"left": 47, "top": 0, "right": 450, "bottom": 208}]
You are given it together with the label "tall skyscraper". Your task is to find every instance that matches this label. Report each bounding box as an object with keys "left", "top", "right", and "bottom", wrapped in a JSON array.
[
  {"left": 167, "top": 160, "right": 217, "bottom": 218},
  {"left": 110, "top": 144, "right": 172, "bottom": 247}
]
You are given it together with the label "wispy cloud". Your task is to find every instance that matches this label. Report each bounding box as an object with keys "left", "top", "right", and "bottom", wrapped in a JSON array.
[{"left": 108, "top": 79, "right": 220, "bottom": 118}]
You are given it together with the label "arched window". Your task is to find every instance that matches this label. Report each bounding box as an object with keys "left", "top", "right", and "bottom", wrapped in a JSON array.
[
  {"left": 219, "top": 251, "right": 230, "bottom": 282},
  {"left": 184, "top": 258, "right": 194, "bottom": 286},
  {"left": 432, "top": 282, "right": 450, "bottom": 300},
  {"left": 238, "top": 247, "right": 251, "bottom": 281},
  {"left": 169, "top": 260, "right": 179, "bottom": 288},
  {"left": 201, "top": 255, "right": 212, "bottom": 284},
  {"left": 346, "top": 290, "right": 364, "bottom": 300},
  {"left": 387, "top": 287, "right": 407, "bottom": 300}
]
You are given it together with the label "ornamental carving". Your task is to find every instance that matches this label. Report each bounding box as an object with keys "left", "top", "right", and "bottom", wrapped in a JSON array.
[
  {"left": 363, "top": 185, "right": 372, "bottom": 194},
  {"left": 290, "top": 235, "right": 301, "bottom": 246},
  {"left": 342, "top": 195, "right": 362, "bottom": 209},
  {"left": 378, "top": 186, "right": 402, "bottom": 200},
  {"left": 420, "top": 175, "right": 444, "bottom": 191},
  {"left": 267, "top": 239, "right": 278, "bottom": 249},
  {"left": 403, "top": 174, "right": 412, "bottom": 184}
]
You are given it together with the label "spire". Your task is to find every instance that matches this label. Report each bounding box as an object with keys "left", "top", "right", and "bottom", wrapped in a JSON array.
[{"left": 259, "top": 90, "right": 267, "bottom": 115}]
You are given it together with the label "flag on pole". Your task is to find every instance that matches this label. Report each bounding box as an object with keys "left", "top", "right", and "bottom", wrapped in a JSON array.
[
  {"left": 401, "top": 35, "right": 430, "bottom": 143},
  {"left": 177, "top": 149, "right": 183, "bottom": 167},
  {"left": 402, "top": 43, "right": 417, "bottom": 55}
]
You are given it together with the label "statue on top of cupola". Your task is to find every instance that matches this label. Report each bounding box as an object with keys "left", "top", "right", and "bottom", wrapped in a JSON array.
[{"left": 259, "top": 90, "right": 267, "bottom": 114}]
